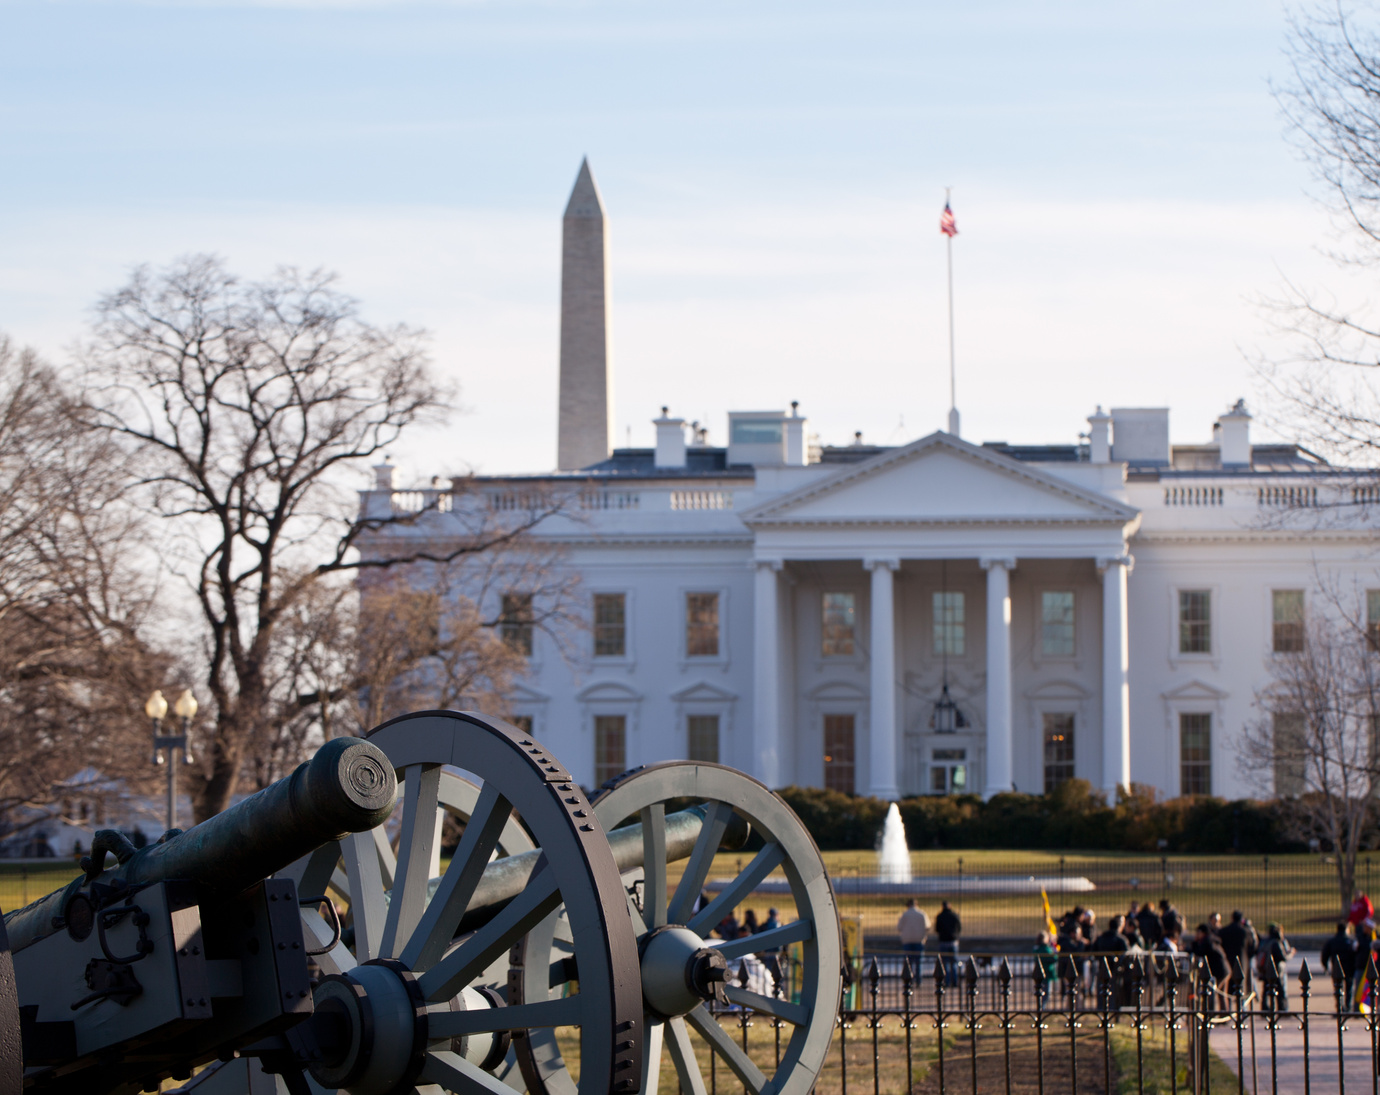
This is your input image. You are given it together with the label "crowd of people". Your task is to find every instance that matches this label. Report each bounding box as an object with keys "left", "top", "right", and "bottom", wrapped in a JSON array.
[{"left": 894, "top": 891, "right": 1379, "bottom": 1011}]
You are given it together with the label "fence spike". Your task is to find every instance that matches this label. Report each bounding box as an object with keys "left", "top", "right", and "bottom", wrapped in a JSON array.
[
  {"left": 964, "top": 956, "right": 979, "bottom": 988},
  {"left": 867, "top": 955, "right": 880, "bottom": 990},
  {"left": 1164, "top": 955, "right": 1180, "bottom": 984},
  {"left": 933, "top": 951, "right": 946, "bottom": 987},
  {"left": 1032, "top": 955, "right": 1047, "bottom": 985},
  {"left": 1298, "top": 957, "right": 1312, "bottom": 988},
  {"left": 738, "top": 960, "right": 750, "bottom": 988},
  {"left": 901, "top": 956, "right": 913, "bottom": 989},
  {"left": 1330, "top": 954, "right": 1345, "bottom": 988},
  {"left": 998, "top": 956, "right": 1012, "bottom": 986}
]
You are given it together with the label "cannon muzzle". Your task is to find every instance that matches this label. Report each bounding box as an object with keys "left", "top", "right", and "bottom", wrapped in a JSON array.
[{"left": 4, "top": 736, "right": 396, "bottom": 953}]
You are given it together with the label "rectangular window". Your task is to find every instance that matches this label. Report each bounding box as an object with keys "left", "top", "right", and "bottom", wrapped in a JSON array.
[
  {"left": 593, "top": 593, "right": 626, "bottom": 657},
  {"left": 1042, "top": 713, "right": 1076, "bottom": 793},
  {"left": 687, "top": 715, "right": 720, "bottom": 763},
  {"left": 1273, "top": 590, "right": 1305, "bottom": 653},
  {"left": 730, "top": 419, "right": 783, "bottom": 444},
  {"left": 821, "top": 592, "right": 857, "bottom": 657},
  {"left": 686, "top": 592, "right": 720, "bottom": 657},
  {"left": 501, "top": 593, "right": 534, "bottom": 655},
  {"left": 930, "top": 748, "right": 968, "bottom": 795},
  {"left": 1178, "top": 590, "right": 1211, "bottom": 654},
  {"left": 823, "top": 714, "right": 856, "bottom": 794},
  {"left": 1041, "top": 592, "right": 1076, "bottom": 657},
  {"left": 933, "top": 591, "right": 966, "bottom": 656},
  {"left": 1369, "top": 591, "right": 1380, "bottom": 650},
  {"left": 594, "top": 714, "right": 626, "bottom": 786},
  {"left": 1272, "top": 711, "right": 1307, "bottom": 797},
  {"left": 1179, "top": 713, "right": 1212, "bottom": 796}
]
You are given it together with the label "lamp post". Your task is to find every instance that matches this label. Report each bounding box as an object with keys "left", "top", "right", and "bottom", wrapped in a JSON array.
[{"left": 148, "top": 689, "right": 196, "bottom": 832}]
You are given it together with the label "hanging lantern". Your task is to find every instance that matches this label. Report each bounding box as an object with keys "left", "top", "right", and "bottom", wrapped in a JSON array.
[{"left": 930, "top": 681, "right": 967, "bottom": 733}]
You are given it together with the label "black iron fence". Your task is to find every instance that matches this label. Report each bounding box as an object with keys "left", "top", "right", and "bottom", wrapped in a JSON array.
[{"left": 705, "top": 950, "right": 1380, "bottom": 1095}]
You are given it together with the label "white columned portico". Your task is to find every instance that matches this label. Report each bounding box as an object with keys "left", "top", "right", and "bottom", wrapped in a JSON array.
[
  {"left": 752, "top": 559, "right": 784, "bottom": 788},
  {"left": 980, "top": 557, "right": 1015, "bottom": 797},
  {"left": 1098, "top": 553, "right": 1133, "bottom": 801},
  {"left": 865, "top": 558, "right": 901, "bottom": 800}
]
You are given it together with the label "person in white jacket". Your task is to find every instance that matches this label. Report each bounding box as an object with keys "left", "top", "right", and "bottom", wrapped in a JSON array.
[{"left": 898, "top": 898, "right": 930, "bottom": 961}]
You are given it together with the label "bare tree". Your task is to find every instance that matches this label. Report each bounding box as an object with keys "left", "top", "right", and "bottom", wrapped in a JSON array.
[
  {"left": 0, "top": 336, "right": 167, "bottom": 840},
  {"left": 83, "top": 256, "right": 581, "bottom": 819},
  {"left": 1261, "top": 4, "right": 1380, "bottom": 468},
  {"left": 1241, "top": 593, "right": 1379, "bottom": 912}
]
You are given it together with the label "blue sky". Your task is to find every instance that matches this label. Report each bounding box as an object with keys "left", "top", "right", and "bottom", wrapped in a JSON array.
[{"left": 0, "top": 0, "right": 1342, "bottom": 476}]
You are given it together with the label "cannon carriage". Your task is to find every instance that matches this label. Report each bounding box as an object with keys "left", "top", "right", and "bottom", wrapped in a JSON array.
[{"left": 1, "top": 711, "right": 843, "bottom": 1095}]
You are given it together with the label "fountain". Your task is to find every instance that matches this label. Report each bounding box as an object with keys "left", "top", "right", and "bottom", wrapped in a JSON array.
[{"left": 876, "top": 802, "right": 912, "bottom": 883}]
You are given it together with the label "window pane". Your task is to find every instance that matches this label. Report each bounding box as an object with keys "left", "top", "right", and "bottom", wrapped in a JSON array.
[
  {"left": 1179, "top": 712, "right": 1212, "bottom": 796},
  {"left": 1273, "top": 711, "right": 1306, "bottom": 797},
  {"left": 687, "top": 715, "right": 719, "bottom": 763},
  {"left": 594, "top": 714, "right": 626, "bottom": 786},
  {"left": 1369, "top": 590, "right": 1380, "bottom": 650},
  {"left": 1041, "top": 592, "right": 1076, "bottom": 657},
  {"left": 1043, "top": 713, "right": 1076, "bottom": 793},
  {"left": 1178, "top": 590, "right": 1211, "bottom": 654},
  {"left": 501, "top": 593, "right": 534, "bottom": 655},
  {"left": 933, "top": 591, "right": 965, "bottom": 656},
  {"left": 822, "top": 592, "right": 857, "bottom": 657},
  {"left": 593, "top": 593, "right": 626, "bottom": 657},
  {"left": 686, "top": 593, "right": 720, "bottom": 657},
  {"left": 823, "top": 714, "right": 855, "bottom": 794},
  {"left": 1272, "top": 590, "right": 1305, "bottom": 653},
  {"left": 730, "top": 419, "right": 783, "bottom": 444}
]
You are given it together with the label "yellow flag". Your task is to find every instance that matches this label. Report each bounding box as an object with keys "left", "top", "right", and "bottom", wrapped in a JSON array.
[{"left": 1041, "top": 888, "right": 1057, "bottom": 937}]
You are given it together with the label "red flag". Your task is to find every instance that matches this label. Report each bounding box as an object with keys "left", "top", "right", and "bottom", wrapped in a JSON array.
[{"left": 940, "top": 200, "right": 958, "bottom": 238}]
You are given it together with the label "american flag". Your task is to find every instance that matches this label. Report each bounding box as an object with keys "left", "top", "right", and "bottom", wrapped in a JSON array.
[{"left": 940, "top": 200, "right": 958, "bottom": 237}]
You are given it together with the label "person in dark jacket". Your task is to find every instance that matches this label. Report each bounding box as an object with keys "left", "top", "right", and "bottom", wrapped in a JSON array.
[
  {"left": 1159, "top": 899, "right": 1184, "bottom": 940},
  {"left": 1137, "top": 902, "right": 1163, "bottom": 946},
  {"left": 1258, "top": 923, "right": 1296, "bottom": 1011},
  {"left": 934, "top": 901, "right": 961, "bottom": 987},
  {"left": 1191, "top": 923, "right": 1232, "bottom": 1006},
  {"left": 1218, "top": 911, "right": 1258, "bottom": 987},
  {"left": 1092, "top": 915, "right": 1131, "bottom": 956},
  {"left": 1321, "top": 922, "right": 1358, "bottom": 1005}
]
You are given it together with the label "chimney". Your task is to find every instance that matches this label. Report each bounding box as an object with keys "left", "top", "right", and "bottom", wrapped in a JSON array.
[
  {"left": 1110, "top": 408, "right": 1170, "bottom": 465},
  {"left": 785, "top": 401, "right": 808, "bottom": 466},
  {"left": 373, "top": 459, "right": 398, "bottom": 491},
  {"left": 1217, "top": 398, "right": 1251, "bottom": 467},
  {"left": 654, "top": 406, "right": 687, "bottom": 468},
  {"left": 1087, "top": 406, "right": 1111, "bottom": 464}
]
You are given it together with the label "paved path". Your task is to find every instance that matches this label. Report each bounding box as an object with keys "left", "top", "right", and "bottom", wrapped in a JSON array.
[{"left": 1208, "top": 956, "right": 1378, "bottom": 1094}]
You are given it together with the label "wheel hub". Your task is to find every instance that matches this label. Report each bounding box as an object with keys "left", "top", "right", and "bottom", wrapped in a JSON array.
[{"left": 639, "top": 925, "right": 728, "bottom": 1020}]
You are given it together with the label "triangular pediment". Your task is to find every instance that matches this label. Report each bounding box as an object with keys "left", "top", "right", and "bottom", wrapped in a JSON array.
[{"left": 741, "top": 433, "right": 1137, "bottom": 527}]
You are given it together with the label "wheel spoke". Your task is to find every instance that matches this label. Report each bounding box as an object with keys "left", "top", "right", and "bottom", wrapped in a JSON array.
[
  {"left": 725, "top": 985, "right": 808, "bottom": 1025},
  {"left": 282, "top": 841, "right": 341, "bottom": 898},
  {"left": 668, "top": 800, "right": 735, "bottom": 925},
  {"left": 665, "top": 1017, "right": 708, "bottom": 1095},
  {"left": 380, "top": 763, "right": 442, "bottom": 958},
  {"left": 418, "top": 865, "right": 561, "bottom": 1002},
  {"left": 340, "top": 829, "right": 387, "bottom": 960},
  {"left": 686, "top": 842, "right": 785, "bottom": 937},
  {"left": 685, "top": 1003, "right": 767, "bottom": 1095},
  {"left": 301, "top": 906, "right": 355, "bottom": 976},
  {"left": 714, "top": 918, "right": 812, "bottom": 961},
  {"left": 427, "top": 995, "right": 583, "bottom": 1039},
  {"left": 401, "top": 781, "right": 513, "bottom": 971},
  {"left": 641, "top": 1019, "right": 665, "bottom": 1095},
  {"left": 421, "top": 1049, "right": 518, "bottom": 1095},
  {"left": 625, "top": 890, "right": 648, "bottom": 937},
  {"left": 370, "top": 823, "right": 397, "bottom": 891},
  {"left": 641, "top": 804, "right": 667, "bottom": 929}
]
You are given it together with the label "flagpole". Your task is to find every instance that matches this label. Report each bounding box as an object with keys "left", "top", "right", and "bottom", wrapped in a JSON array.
[{"left": 945, "top": 188, "right": 959, "bottom": 436}]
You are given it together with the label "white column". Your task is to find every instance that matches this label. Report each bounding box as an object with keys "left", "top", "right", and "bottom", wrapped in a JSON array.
[
  {"left": 865, "top": 559, "right": 901, "bottom": 800},
  {"left": 752, "top": 559, "right": 783, "bottom": 788},
  {"left": 1098, "top": 554, "right": 1133, "bottom": 802},
  {"left": 981, "top": 558, "right": 1016, "bottom": 798}
]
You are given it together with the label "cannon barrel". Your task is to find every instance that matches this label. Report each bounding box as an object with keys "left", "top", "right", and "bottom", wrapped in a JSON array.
[
  {"left": 5, "top": 736, "right": 397, "bottom": 954},
  {"left": 452, "top": 802, "right": 750, "bottom": 935}
]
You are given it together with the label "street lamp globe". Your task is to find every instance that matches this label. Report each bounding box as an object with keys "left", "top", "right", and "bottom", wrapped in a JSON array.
[
  {"left": 173, "top": 689, "right": 198, "bottom": 720},
  {"left": 144, "top": 690, "right": 169, "bottom": 721}
]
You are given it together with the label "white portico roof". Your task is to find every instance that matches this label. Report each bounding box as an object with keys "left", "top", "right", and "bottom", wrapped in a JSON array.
[{"left": 740, "top": 431, "right": 1140, "bottom": 560}]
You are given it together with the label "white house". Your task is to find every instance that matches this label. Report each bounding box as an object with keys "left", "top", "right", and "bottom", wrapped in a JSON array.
[{"left": 357, "top": 164, "right": 1380, "bottom": 803}]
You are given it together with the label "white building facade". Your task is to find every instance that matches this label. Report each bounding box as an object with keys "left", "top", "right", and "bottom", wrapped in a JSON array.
[{"left": 360, "top": 402, "right": 1380, "bottom": 803}]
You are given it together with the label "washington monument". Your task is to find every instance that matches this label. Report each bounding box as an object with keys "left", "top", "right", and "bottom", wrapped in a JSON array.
[{"left": 557, "top": 158, "right": 613, "bottom": 470}]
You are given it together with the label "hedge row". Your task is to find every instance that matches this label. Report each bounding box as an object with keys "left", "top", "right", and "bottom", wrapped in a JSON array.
[{"left": 773, "top": 780, "right": 1315, "bottom": 853}]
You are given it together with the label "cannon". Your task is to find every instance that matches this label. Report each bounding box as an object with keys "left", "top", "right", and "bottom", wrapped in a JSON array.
[{"left": 3, "top": 711, "right": 844, "bottom": 1095}]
